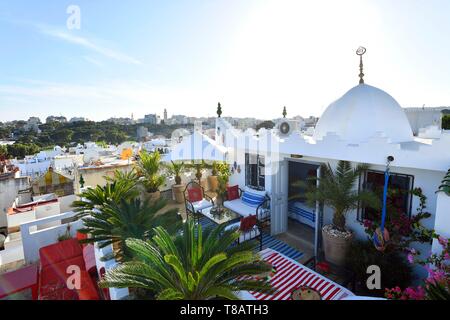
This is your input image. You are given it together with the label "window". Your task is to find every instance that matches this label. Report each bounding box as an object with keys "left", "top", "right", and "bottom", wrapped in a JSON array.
[
  {"left": 245, "top": 153, "right": 265, "bottom": 190},
  {"left": 358, "top": 170, "right": 414, "bottom": 221}
]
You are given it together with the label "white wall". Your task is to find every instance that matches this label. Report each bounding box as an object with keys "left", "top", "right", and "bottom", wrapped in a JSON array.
[
  {"left": 59, "top": 194, "right": 77, "bottom": 213},
  {"left": 34, "top": 202, "right": 62, "bottom": 230},
  {"left": 15, "top": 159, "right": 51, "bottom": 177},
  {"left": 20, "top": 211, "right": 83, "bottom": 264},
  {"left": 432, "top": 192, "right": 450, "bottom": 254},
  {"left": 0, "top": 176, "right": 30, "bottom": 228}
]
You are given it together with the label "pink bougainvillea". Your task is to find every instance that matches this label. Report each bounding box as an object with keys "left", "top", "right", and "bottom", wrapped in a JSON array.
[{"left": 385, "top": 235, "right": 450, "bottom": 300}]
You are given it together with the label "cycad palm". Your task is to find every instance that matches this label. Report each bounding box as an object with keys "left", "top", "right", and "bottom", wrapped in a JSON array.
[
  {"left": 99, "top": 219, "right": 274, "bottom": 300},
  {"left": 136, "top": 151, "right": 165, "bottom": 193},
  {"left": 304, "top": 160, "right": 379, "bottom": 231},
  {"left": 78, "top": 198, "right": 179, "bottom": 260},
  {"left": 72, "top": 169, "right": 139, "bottom": 218}
]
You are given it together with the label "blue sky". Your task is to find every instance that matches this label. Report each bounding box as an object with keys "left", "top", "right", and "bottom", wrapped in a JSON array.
[{"left": 1, "top": 0, "right": 450, "bottom": 122}]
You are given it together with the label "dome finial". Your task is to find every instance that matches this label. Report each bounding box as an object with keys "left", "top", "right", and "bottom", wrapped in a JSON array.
[
  {"left": 356, "top": 46, "right": 366, "bottom": 84},
  {"left": 282, "top": 106, "right": 287, "bottom": 118}
]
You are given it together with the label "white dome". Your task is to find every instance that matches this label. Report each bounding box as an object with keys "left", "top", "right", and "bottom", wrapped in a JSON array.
[{"left": 313, "top": 84, "right": 414, "bottom": 144}]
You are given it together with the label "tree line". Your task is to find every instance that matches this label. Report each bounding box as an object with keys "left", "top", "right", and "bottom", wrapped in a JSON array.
[{"left": 0, "top": 121, "right": 191, "bottom": 159}]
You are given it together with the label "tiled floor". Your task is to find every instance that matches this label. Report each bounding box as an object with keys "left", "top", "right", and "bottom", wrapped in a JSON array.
[{"left": 275, "top": 219, "right": 315, "bottom": 264}]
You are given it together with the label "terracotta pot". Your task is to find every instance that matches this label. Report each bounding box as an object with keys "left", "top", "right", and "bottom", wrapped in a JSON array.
[
  {"left": 321, "top": 224, "right": 353, "bottom": 267},
  {"left": 142, "top": 190, "right": 161, "bottom": 203},
  {"left": 208, "top": 175, "right": 219, "bottom": 192},
  {"left": 172, "top": 184, "right": 185, "bottom": 204},
  {"left": 200, "top": 179, "right": 208, "bottom": 191}
]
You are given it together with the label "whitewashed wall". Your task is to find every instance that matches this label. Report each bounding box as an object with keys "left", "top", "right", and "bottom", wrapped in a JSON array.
[
  {"left": 20, "top": 211, "right": 83, "bottom": 263},
  {"left": 432, "top": 192, "right": 450, "bottom": 254},
  {"left": 0, "top": 176, "right": 30, "bottom": 228}
]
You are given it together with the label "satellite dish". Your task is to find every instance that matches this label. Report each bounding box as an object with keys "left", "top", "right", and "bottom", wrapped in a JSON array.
[{"left": 83, "top": 149, "right": 100, "bottom": 164}]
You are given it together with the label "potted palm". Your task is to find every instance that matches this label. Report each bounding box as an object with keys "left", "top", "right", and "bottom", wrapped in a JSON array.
[
  {"left": 166, "top": 161, "right": 185, "bottom": 204},
  {"left": 305, "top": 161, "right": 379, "bottom": 266},
  {"left": 188, "top": 160, "right": 209, "bottom": 190},
  {"left": 216, "top": 162, "right": 231, "bottom": 206},
  {"left": 207, "top": 161, "right": 219, "bottom": 192},
  {"left": 136, "top": 150, "right": 165, "bottom": 202}
]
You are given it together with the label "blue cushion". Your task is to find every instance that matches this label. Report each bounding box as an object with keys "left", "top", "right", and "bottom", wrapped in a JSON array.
[{"left": 241, "top": 191, "right": 265, "bottom": 207}]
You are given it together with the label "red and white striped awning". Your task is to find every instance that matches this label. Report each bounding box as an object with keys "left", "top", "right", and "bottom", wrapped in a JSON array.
[{"left": 241, "top": 248, "right": 354, "bottom": 300}]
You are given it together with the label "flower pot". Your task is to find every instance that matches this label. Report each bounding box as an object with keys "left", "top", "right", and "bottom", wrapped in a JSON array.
[
  {"left": 208, "top": 175, "right": 219, "bottom": 192},
  {"left": 172, "top": 184, "right": 185, "bottom": 204},
  {"left": 200, "top": 179, "right": 208, "bottom": 191},
  {"left": 321, "top": 224, "right": 353, "bottom": 267},
  {"left": 142, "top": 190, "right": 161, "bottom": 203}
]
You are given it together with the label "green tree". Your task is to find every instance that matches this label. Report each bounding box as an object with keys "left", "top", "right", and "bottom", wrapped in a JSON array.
[
  {"left": 304, "top": 160, "right": 380, "bottom": 231},
  {"left": 99, "top": 219, "right": 274, "bottom": 300},
  {"left": 7, "top": 143, "right": 40, "bottom": 159},
  {"left": 0, "top": 145, "right": 8, "bottom": 158},
  {"left": 442, "top": 115, "right": 450, "bottom": 130},
  {"left": 256, "top": 121, "right": 275, "bottom": 131}
]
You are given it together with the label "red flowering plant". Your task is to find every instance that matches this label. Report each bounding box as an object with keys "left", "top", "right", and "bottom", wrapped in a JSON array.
[
  {"left": 385, "top": 235, "right": 450, "bottom": 300},
  {"left": 362, "top": 187, "right": 435, "bottom": 253}
]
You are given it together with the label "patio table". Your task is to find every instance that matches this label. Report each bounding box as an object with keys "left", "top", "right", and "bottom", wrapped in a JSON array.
[
  {"left": 200, "top": 205, "right": 240, "bottom": 226},
  {"left": 0, "top": 264, "right": 39, "bottom": 300},
  {"left": 239, "top": 249, "right": 354, "bottom": 300}
]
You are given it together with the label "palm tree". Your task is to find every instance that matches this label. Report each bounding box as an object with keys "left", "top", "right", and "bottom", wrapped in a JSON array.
[
  {"left": 72, "top": 169, "right": 139, "bottom": 218},
  {"left": 99, "top": 219, "right": 274, "bottom": 300},
  {"left": 136, "top": 150, "right": 165, "bottom": 193},
  {"left": 305, "top": 160, "right": 379, "bottom": 231},
  {"left": 165, "top": 161, "right": 185, "bottom": 185},
  {"left": 78, "top": 198, "right": 179, "bottom": 260}
]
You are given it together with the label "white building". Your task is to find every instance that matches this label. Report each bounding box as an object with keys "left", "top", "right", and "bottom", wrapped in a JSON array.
[
  {"left": 69, "top": 117, "right": 88, "bottom": 123},
  {"left": 403, "top": 106, "right": 449, "bottom": 135},
  {"left": 143, "top": 114, "right": 161, "bottom": 125},
  {"left": 215, "top": 80, "right": 450, "bottom": 279}
]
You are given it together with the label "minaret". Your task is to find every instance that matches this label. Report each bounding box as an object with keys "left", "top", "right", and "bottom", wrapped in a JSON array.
[{"left": 163, "top": 108, "right": 167, "bottom": 121}]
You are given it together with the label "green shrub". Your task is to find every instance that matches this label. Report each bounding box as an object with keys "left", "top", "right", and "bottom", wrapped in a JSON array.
[{"left": 346, "top": 241, "right": 412, "bottom": 297}]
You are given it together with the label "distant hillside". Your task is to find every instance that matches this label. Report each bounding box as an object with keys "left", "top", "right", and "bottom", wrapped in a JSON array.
[{"left": 0, "top": 121, "right": 193, "bottom": 159}]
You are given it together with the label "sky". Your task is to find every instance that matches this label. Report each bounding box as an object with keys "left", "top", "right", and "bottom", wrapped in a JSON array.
[{"left": 1, "top": 0, "right": 450, "bottom": 122}]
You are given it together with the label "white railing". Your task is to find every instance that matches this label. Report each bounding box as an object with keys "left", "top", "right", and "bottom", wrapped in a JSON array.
[
  {"left": 19, "top": 210, "right": 129, "bottom": 300},
  {"left": 20, "top": 211, "right": 82, "bottom": 264}
]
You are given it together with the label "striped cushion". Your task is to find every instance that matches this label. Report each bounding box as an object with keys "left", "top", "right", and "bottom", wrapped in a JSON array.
[
  {"left": 288, "top": 203, "right": 315, "bottom": 222},
  {"left": 241, "top": 191, "right": 265, "bottom": 207}
]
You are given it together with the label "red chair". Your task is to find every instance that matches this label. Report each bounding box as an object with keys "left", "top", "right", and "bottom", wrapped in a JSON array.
[
  {"left": 183, "top": 181, "right": 214, "bottom": 221},
  {"left": 225, "top": 215, "right": 262, "bottom": 251}
]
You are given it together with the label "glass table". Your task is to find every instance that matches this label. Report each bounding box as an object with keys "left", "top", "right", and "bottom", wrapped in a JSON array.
[{"left": 200, "top": 205, "right": 240, "bottom": 226}]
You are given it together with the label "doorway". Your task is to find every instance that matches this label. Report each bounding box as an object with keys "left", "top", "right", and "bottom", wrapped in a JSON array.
[{"left": 283, "top": 160, "right": 320, "bottom": 261}]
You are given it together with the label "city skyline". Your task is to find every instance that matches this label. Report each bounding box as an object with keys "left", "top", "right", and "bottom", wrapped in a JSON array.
[{"left": 1, "top": 0, "right": 450, "bottom": 122}]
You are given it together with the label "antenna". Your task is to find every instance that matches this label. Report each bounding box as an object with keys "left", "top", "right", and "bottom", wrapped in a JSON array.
[{"left": 356, "top": 46, "right": 366, "bottom": 84}]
